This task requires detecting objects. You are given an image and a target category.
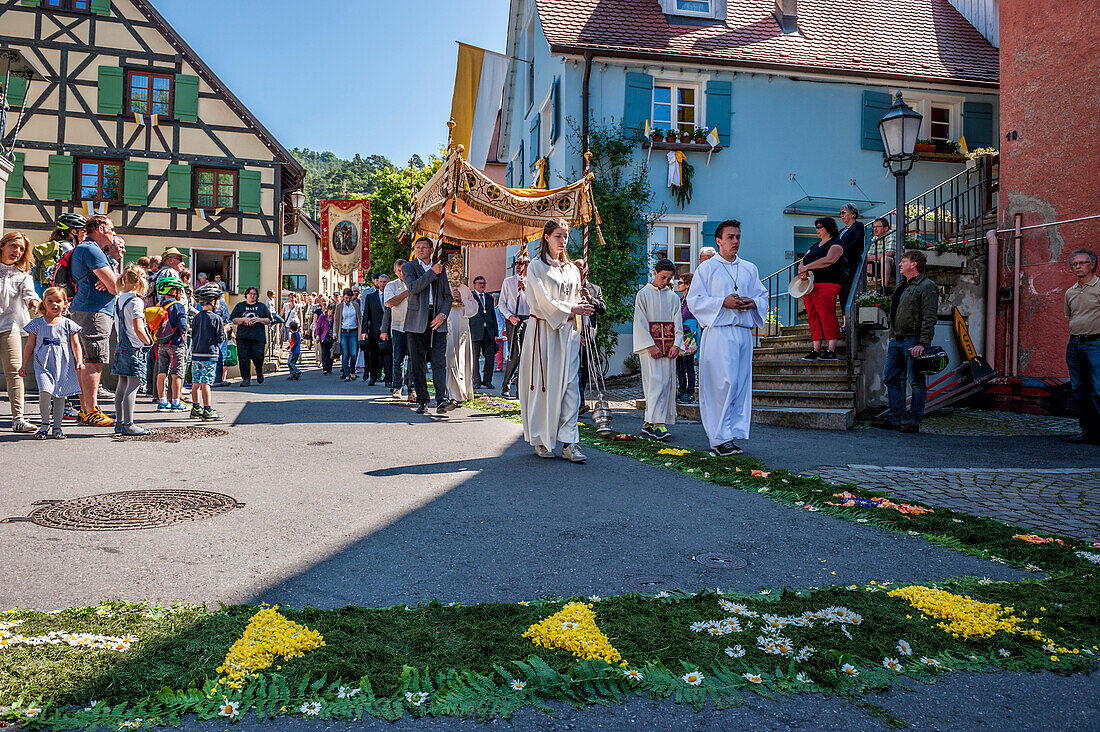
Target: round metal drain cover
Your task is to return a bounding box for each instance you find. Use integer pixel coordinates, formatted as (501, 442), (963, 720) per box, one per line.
(693, 552), (748, 570)
(0, 490), (245, 531)
(624, 575), (673, 591)
(112, 426), (228, 443)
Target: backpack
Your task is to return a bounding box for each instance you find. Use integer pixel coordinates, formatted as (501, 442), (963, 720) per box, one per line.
(51, 248), (77, 299)
(145, 300), (181, 343)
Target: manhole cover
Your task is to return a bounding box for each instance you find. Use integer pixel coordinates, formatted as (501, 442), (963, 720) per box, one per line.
(0, 490), (245, 531)
(307, 440), (333, 446)
(693, 552), (748, 570)
(624, 575), (673, 591)
(112, 426), (228, 443)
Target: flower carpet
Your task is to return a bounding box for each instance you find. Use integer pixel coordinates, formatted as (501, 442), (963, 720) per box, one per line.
(1, 395), (1098, 728)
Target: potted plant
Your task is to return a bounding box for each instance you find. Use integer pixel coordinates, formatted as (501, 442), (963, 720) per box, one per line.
(651, 128), (665, 142)
(854, 292), (890, 327)
(693, 127), (708, 144)
(915, 138), (936, 152)
(680, 129), (693, 144)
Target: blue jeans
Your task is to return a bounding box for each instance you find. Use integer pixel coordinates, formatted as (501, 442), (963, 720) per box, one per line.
(340, 329), (359, 378)
(884, 336), (927, 425)
(288, 351), (301, 376)
(1067, 339), (1100, 437)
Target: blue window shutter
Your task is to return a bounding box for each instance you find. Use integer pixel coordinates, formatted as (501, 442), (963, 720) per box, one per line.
(529, 115), (540, 162)
(551, 76), (560, 142)
(963, 101), (994, 148)
(505, 161), (513, 188)
(703, 221), (721, 245)
(623, 71), (654, 137)
(518, 141), (525, 187)
(861, 90), (892, 151)
(705, 79), (731, 146)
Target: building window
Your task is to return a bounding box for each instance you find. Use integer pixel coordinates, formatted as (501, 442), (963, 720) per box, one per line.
(194, 167), (237, 210)
(539, 93), (552, 156)
(44, 0), (89, 11)
(283, 274), (307, 291)
(653, 83), (698, 134)
(127, 70), (172, 117)
(282, 244), (307, 261)
(675, 0), (710, 12)
(78, 159), (121, 202)
(649, 222), (697, 274)
(929, 104), (951, 143)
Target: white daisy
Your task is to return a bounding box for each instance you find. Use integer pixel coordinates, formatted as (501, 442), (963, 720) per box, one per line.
(978, 578), (993, 585)
(795, 672), (813, 684)
(840, 625), (852, 639)
(896, 639), (912, 656)
(952, 518), (964, 523)
(561, 621), (579, 630)
(856, 518), (869, 523)
(655, 591), (670, 599)
(24, 708), (41, 718)
(218, 700), (239, 717)
(405, 691), (429, 707)
(883, 657), (902, 671)
(337, 686), (360, 698)
(794, 646), (815, 662)
(758, 487), (769, 493)
(84, 701), (99, 711)
(622, 668), (644, 681)
(509, 679), (526, 691)
(998, 649), (1010, 657)
(588, 595), (602, 602)
(725, 645), (745, 658)
(300, 701), (321, 715)
(920, 657), (941, 667)
(742, 672), (763, 684)
(841, 663), (859, 676)
(681, 671), (704, 686)
(759, 590), (771, 596)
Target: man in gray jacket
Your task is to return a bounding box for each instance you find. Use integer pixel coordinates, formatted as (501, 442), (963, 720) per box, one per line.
(401, 237), (456, 414)
(875, 249), (939, 433)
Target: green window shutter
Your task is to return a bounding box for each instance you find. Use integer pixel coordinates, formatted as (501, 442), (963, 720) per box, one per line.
(238, 169), (262, 213)
(90, 0), (111, 15)
(2, 76), (27, 107)
(122, 160), (148, 206)
(175, 247), (189, 261)
(623, 71), (654, 138)
(47, 154), (74, 200)
(121, 245), (147, 269)
(173, 74), (199, 122)
(861, 90), (892, 151)
(5, 152), (25, 198)
(705, 79), (732, 146)
(19, 0), (42, 6)
(550, 76), (560, 142)
(238, 251), (261, 291)
(529, 115), (540, 162)
(703, 221), (721, 245)
(97, 66), (124, 115)
(166, 164), (192, 208)
(963, 101), (995, 149)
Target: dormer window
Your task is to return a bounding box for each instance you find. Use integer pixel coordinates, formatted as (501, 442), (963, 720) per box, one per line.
(660, 0), (725, 21)
(676, 0), (710, 13)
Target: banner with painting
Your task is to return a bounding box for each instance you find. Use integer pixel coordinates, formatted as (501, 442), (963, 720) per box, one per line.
(319, 200), (370, 277)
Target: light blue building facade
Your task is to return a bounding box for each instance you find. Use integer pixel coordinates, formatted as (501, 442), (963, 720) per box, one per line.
(495, 0), (998, 367)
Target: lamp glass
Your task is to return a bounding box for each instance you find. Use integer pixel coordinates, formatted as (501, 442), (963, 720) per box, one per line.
(877, 91), (923, 160)
(290, 190), (306, 209)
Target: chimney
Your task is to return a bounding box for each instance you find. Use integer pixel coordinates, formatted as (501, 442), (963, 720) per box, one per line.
(774, 0), (799, 34)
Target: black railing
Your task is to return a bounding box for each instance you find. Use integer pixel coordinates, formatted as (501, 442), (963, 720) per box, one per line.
(895, 153), (998, 251)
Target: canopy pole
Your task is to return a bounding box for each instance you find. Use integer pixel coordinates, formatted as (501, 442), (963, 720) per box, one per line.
(435, 119), (456, 264)
(406, 158), (417, 260)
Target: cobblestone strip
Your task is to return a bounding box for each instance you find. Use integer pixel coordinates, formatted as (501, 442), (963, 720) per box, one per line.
(817, 466), (1100, 543)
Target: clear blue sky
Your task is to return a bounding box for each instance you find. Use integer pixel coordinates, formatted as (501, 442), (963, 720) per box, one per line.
(158, 0), (511, 164)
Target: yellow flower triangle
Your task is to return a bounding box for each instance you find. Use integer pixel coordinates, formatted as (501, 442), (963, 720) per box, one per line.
(522, 602), (624, 665)
(216, 606), (325, 684)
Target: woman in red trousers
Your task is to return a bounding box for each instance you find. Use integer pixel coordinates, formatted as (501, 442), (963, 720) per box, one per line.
(797, 217), (846, 361)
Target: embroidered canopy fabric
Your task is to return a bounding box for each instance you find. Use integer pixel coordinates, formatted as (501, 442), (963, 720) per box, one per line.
(410, 152), (594, 248)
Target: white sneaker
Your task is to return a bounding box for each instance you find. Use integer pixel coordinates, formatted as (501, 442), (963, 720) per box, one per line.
(11, 418), (36, 433)
(392, 388), (402, 399)
(534, 444), (555, 459)
(561, 443), (587, 463)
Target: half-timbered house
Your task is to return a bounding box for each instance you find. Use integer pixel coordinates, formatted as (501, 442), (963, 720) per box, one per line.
(0, 0), (304, 302)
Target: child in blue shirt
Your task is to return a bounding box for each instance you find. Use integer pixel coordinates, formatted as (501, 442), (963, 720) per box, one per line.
(286, 321), (302, 380)
(189, 284), (227, 420)
(154, 273), (190, 412)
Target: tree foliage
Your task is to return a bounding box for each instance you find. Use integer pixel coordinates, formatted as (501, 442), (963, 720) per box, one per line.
(566, 120), (662, 359)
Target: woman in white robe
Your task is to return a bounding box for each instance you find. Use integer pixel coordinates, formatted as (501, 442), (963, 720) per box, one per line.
(519, 219), (594, 462)
(446, 279), (478, 402)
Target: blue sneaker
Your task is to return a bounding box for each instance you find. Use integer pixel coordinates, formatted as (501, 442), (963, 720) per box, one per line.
(157, 401), (171, 412)
(169, 402), (187, 412)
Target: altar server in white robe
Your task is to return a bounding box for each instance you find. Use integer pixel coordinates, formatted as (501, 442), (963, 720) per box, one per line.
(519, 219), (595, 463)
(446, 265), (478, 403)
(633, 258), (684, 441)
(686, 219), (768, 456)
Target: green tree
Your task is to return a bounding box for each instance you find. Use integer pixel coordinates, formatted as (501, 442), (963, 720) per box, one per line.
(566, 120), (661, 361)
(364, 155), (443, 277)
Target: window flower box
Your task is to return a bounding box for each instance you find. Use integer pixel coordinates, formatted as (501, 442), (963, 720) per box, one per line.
(924, 251), (968, 268)
(858, 306), (887, 327)
(641, 140), (723, 153)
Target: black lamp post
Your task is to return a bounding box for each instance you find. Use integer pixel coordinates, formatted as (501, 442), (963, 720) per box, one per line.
(1, 47), (49, 158)
(878, 91), (923, 279)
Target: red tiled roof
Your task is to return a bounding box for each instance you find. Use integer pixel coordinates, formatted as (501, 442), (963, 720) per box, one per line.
(537, 0), (998, 85)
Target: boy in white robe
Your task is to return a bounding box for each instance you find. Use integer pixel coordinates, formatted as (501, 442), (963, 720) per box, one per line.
(633, 258), (684, 440)
(686, 219), (769, 456)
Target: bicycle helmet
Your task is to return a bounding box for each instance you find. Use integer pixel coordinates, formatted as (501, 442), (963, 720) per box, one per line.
(913, 345), (950, 375)
(194, 282), (223, 304)
(56, 212), (88, 232)
(156, 272), (185, 295)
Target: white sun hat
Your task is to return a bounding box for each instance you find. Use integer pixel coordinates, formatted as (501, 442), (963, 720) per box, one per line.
(787, 271), (814, 299)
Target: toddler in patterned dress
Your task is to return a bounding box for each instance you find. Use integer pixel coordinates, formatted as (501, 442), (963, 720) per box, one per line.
(19, 287), (85, 439)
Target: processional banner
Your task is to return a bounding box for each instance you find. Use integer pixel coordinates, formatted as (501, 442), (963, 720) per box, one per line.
(319, 200), (370, 276)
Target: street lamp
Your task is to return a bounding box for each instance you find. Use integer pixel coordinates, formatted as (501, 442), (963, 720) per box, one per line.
(0, 47), (48, 158)
(289, 189), (306, 211)
(878, 90), (923, 280)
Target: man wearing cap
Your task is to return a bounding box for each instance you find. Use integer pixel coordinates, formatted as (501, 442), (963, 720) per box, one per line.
(154, 248), (190, 307)
(69, 214), (121, 426)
